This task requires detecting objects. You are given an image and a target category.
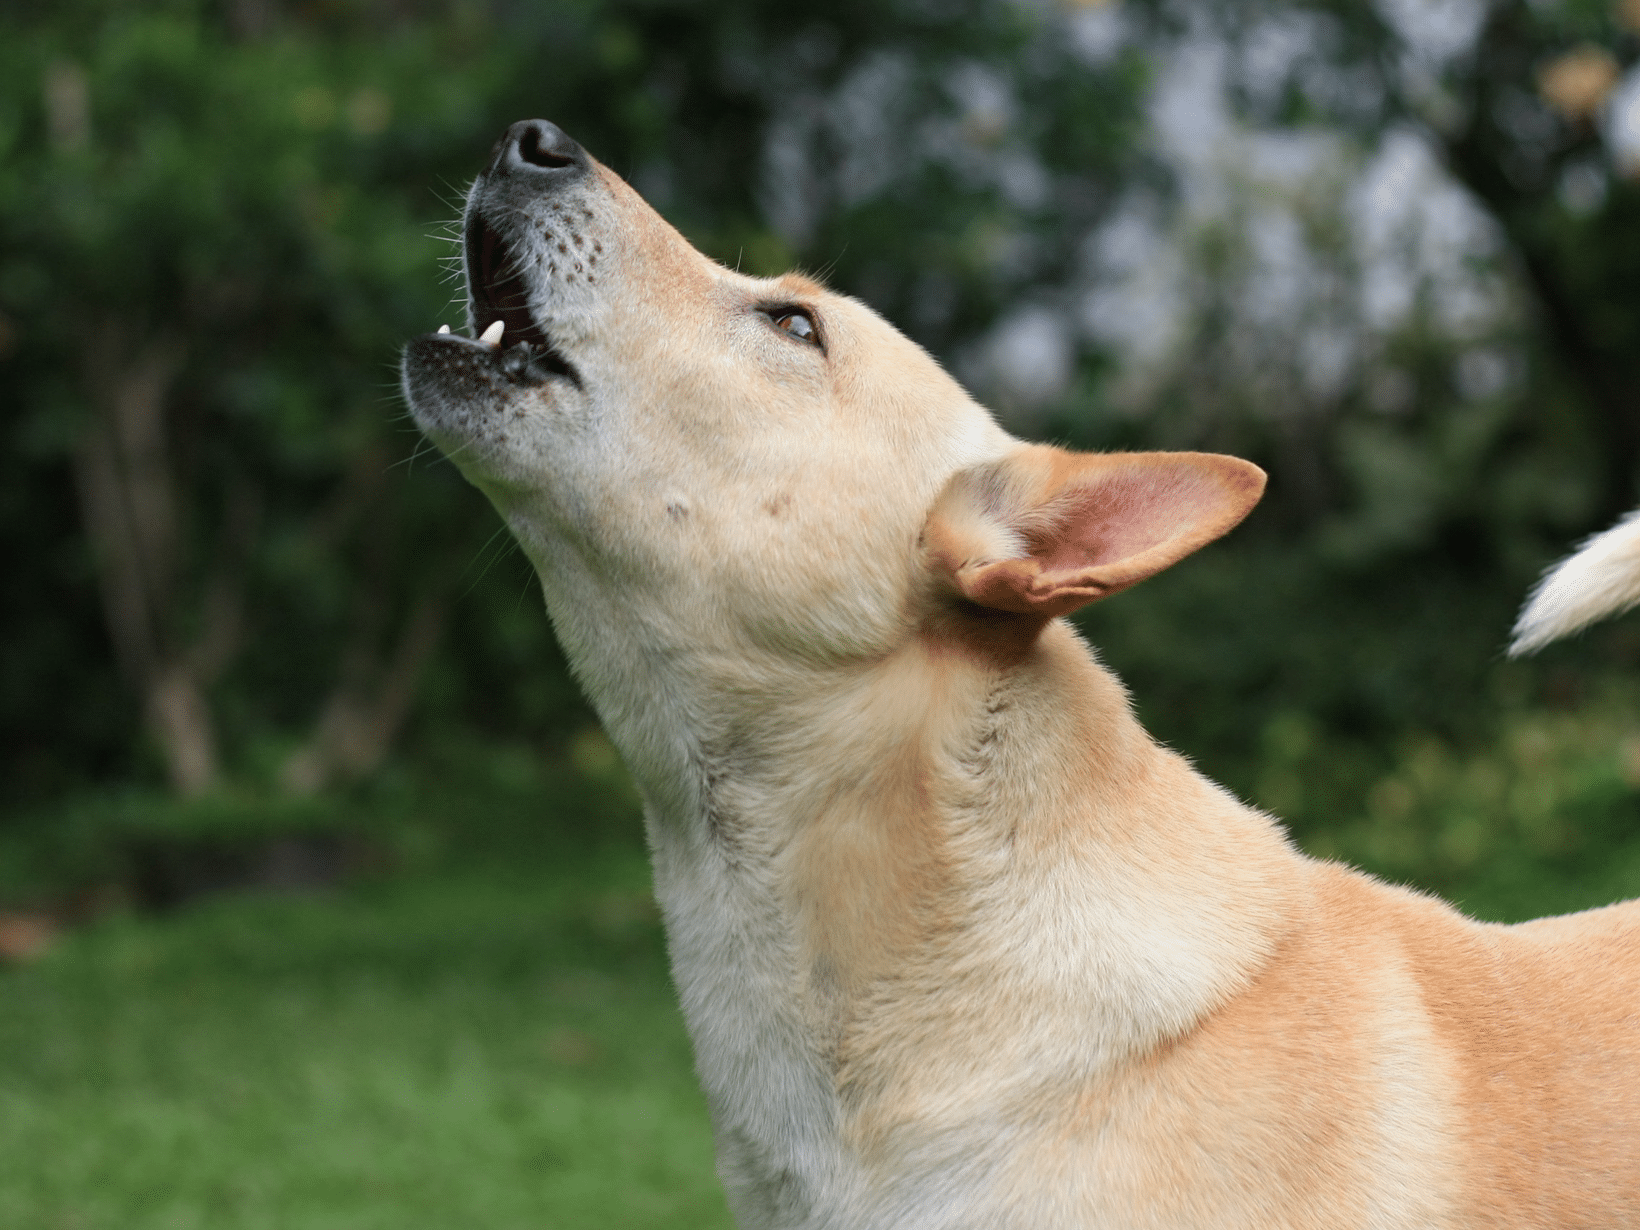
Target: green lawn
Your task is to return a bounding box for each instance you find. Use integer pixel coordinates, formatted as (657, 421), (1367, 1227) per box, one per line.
(0, 848), (730, 1230)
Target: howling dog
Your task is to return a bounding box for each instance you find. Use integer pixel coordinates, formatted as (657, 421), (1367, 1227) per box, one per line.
(403, 121), (1640, 1230)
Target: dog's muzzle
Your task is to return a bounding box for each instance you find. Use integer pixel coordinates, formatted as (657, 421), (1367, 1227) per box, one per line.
(405, 119), (593, 394)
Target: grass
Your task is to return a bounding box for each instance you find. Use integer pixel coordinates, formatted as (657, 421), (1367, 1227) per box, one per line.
(0, 767), (731, 1230)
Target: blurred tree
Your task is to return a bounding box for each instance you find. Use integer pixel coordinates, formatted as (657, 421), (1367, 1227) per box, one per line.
(1048, 0), (1640, 846)
(1, 2), (525, 798)
(1232, 0), (1640, 520)
(1435, 0), (1640, 520)
(1154, 0), (1640, 526)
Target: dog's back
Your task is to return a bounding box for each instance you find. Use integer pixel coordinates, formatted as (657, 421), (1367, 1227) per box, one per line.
(1512, 511), (1640, 654)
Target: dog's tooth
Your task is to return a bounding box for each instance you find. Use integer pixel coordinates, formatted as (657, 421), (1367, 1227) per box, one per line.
(480, 320), (505, 346)
(437, 324), (451, 334)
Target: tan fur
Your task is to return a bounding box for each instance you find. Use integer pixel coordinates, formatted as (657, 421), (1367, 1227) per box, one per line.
(403, 122), (1640, 1229)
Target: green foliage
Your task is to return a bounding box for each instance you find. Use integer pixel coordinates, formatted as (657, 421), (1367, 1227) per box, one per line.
(1313, 689), (1640, 921)
(1216, 0), (1640, 520)
(0, 0), (536, 797)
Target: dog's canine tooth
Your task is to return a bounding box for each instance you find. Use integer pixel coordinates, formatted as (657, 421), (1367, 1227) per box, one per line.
(438, 324), (451, 334)
(480, 320), (504, 346)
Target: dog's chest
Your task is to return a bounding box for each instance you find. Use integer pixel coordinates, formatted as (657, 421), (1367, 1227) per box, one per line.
(645, 809), (870, 1227)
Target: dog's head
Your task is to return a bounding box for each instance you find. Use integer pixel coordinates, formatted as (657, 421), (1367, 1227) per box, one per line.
(402, 121), (1263, 670)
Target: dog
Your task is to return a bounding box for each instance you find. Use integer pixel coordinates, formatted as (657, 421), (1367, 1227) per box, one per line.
(402, 121), (1640, 1229)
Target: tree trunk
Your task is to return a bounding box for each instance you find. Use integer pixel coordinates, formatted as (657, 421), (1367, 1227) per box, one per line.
(72, 324), (244, 795)
(280, 595), (444, 794)
(1435, 0), (1640, 520)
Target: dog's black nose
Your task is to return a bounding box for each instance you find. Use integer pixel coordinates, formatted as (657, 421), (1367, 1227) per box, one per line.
(485, 120), (589, 182)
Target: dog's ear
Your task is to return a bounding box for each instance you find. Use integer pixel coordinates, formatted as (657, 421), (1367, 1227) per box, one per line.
(925, 446), (1265, 620)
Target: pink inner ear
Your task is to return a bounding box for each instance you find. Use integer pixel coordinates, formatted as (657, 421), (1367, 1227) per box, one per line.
(1035, 463), (1227, 574)
(948, 452), (1264, 619)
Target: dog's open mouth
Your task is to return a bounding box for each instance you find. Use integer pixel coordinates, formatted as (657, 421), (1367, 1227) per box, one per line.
(461, 213), (579, 386)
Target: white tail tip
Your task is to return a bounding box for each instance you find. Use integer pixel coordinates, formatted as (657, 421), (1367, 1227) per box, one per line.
(1510, 509), (1640, 656)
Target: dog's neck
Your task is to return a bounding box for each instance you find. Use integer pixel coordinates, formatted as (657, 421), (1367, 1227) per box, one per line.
(563, 594), (1304, 1210)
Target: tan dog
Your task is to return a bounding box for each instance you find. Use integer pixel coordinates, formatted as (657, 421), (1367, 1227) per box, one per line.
(402, 121), (1640, 1229)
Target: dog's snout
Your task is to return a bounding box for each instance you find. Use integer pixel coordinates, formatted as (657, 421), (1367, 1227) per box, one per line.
(486, 119), (589, 183)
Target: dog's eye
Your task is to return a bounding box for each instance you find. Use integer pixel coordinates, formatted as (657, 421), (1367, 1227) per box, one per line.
(770, 309), (818, 345)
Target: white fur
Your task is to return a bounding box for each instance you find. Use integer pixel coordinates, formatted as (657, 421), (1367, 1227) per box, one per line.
(1511, 509), (1640, 654)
